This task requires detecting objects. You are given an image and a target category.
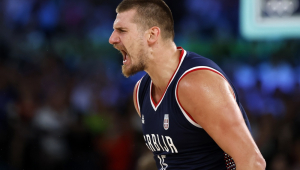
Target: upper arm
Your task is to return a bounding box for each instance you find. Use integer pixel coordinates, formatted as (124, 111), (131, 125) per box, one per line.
(177, 70), (263, 168)
(133, 80), (141, 117)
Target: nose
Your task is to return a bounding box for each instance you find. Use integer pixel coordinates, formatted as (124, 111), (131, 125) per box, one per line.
(109, 31), (120, 45)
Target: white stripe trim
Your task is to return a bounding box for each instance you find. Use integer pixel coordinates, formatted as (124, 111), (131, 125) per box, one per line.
(136, 79), (142, 113)
(175, 83), (202, 128)
(175, 66), (236, 128)
(150, 50), (187, 111)
(150, 82), (156, 110)
(181, 66), (236, 99)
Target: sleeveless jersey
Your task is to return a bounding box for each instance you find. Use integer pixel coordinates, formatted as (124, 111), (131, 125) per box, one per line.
(135, 47), (251, 170)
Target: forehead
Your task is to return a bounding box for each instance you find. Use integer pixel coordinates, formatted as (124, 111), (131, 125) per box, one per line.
(113, 9), (137, 28)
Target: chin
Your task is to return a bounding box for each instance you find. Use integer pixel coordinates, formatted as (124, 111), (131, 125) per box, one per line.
(122, 65), (133, 78)
(122, 65), (143, 78)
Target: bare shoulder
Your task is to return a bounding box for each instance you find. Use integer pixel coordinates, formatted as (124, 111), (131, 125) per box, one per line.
(177, 69), (238, 128)
(133, 80), (142, 117)
(177, 69), (233, 100)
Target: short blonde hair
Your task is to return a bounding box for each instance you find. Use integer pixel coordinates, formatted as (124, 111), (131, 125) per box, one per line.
(116, 0), (175, 41)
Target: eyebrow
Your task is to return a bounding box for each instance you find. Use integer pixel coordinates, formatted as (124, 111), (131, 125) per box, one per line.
(114, 27), (127, 31)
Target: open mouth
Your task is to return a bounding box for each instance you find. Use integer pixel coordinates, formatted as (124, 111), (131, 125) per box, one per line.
(121, 50), (128, 63)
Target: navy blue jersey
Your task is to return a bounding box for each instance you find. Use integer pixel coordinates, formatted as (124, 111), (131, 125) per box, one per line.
(135, 47), (251, 170)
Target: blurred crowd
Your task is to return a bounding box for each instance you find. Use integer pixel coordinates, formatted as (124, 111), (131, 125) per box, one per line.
(0, 0), (299, 170)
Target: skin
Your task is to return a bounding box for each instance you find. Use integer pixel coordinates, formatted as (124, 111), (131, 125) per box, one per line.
(109, 9), (266, 170)
(109, 10), (148, 78)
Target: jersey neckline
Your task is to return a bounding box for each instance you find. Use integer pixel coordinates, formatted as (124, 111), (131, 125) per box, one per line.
(150, 47), (187, 111)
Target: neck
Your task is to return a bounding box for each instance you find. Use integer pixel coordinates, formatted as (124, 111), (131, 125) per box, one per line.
(144, 41), (181, 94)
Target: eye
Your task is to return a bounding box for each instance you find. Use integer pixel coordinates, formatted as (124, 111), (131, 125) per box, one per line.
(114, 28), (127, 33)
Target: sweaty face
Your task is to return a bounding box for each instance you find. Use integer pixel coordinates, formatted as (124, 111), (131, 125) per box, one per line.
(109, 10), (148, 78)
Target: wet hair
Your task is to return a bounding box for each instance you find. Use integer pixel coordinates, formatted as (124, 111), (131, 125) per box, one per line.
(116, 0), (174, 40)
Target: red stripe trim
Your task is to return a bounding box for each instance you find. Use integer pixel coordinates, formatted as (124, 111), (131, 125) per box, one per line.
(150, 47), (185, 107)
(135, 80), (141, 112)
(176, 68), (234, 125)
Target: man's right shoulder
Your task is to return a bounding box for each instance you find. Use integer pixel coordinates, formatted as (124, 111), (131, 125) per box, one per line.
(133, 74), (148, 117)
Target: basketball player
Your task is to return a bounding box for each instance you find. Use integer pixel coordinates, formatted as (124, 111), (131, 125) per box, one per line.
(109, 0), (266, 169)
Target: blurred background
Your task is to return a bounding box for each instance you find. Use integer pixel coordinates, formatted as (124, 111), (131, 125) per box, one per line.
(0, 0), (299, 169)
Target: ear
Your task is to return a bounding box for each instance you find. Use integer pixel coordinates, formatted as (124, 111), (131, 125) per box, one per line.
(147, 26), (160, 45)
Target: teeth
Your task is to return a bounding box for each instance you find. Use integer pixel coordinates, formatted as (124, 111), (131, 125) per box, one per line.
(122, 53), (128, 64)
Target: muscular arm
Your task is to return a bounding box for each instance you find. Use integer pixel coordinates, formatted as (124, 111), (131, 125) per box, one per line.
(177, 70), (266, 170)
(133, 80), (141, 117)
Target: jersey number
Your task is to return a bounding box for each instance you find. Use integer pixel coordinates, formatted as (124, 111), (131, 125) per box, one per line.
(157, 155), (168, 170)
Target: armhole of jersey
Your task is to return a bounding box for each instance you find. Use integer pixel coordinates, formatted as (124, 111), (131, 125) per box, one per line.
(175, 66), (236, 128)
(135, 79), (142, 115)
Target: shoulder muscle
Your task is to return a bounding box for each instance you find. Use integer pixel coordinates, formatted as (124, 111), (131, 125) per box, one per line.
(133, 80), (141, 117)
(177, 69), (261, 167)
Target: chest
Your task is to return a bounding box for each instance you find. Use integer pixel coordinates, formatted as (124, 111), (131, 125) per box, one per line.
(141, 96), (174, 136)
(140, 81), (186, 137)
(140, 98), (180, 154)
